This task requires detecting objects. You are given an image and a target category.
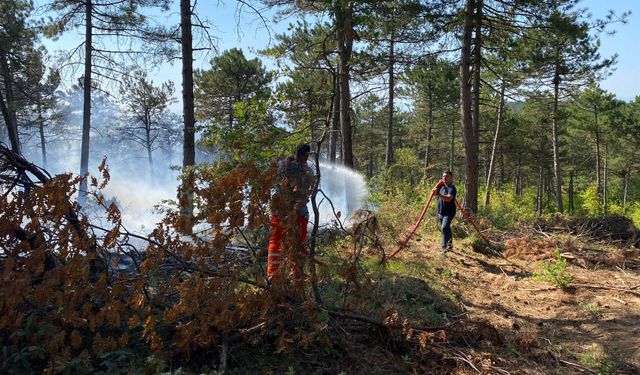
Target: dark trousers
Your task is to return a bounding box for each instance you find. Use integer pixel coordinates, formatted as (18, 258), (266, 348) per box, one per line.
(438, 214), (454, 251)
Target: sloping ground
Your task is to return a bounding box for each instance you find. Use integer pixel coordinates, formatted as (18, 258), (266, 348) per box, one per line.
(221, 218), (640, 375)
(231, 228), (638, 374)
(394, 230), (640, 374)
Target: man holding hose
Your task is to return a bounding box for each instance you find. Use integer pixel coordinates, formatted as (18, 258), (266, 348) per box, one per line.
(432, 170), (456, 255)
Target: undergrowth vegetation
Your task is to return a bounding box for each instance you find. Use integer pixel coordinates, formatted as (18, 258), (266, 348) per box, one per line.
(2, 153), (639, 374)
(1, 163), (459, 374)
(532, 251), (573, 288)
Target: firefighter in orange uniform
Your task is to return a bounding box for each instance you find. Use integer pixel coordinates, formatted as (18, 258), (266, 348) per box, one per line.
(267, 143), (315, 279)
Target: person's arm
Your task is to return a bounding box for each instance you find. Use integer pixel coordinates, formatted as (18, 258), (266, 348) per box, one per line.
(438, 186), (454, 202)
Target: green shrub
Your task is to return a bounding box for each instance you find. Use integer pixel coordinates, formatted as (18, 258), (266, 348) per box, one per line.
(533, 251), (573, 288)
(579, 184), (603, 217)
(480, 185), (537, 229)
(628, 202), (640, 229)
(579, 302), (602, 319)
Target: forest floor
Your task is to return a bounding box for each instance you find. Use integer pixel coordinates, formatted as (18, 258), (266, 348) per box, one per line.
(399, 232), (640, 374)
(241, 219), (640, 375)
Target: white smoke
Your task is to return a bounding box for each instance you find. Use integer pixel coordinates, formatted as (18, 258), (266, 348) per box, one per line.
(19, 87), (369, 234)
(312, 162), (369, 226)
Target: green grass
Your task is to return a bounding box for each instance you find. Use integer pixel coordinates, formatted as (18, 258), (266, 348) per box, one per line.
(533, 251), (573, 288)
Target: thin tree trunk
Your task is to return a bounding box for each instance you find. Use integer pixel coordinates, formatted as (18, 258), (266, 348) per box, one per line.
(622, 162), (631, 211)
(536, 164), (543, 215)
(424, 84), (433, 178)
(38, 101), (47, 168)
(568, 170), (574, 214)
(385, 32), (395, 168)
(308, 90), (317, 153)
(603, 142), (608, 214)
(335, 1), (354, 167)
(498, 151), (504, 189)
(145, 112), (154, 182)
(449, 116), (455, 171)
(329, 74), (340, 162)
(368, 113), (374, 179)
(551, 63), (564, 213)
(181, 0), (195, 231)
(483, 82), (505, 209)
(546, 167), (552, 209)
(0, 47), (20, 154)
(594, 106), (601, 199)
(514, 157), (521, 197)
(78, 0), (93, 205)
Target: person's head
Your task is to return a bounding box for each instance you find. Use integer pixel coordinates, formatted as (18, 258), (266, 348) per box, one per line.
(442, 170), (453, 185)
(295, 143), (311, 164)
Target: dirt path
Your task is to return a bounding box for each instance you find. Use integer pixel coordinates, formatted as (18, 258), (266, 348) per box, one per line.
(430, 238), (640, 374)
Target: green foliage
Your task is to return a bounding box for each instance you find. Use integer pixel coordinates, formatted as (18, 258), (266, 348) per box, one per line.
(624, 201), (640, 228)
(580, 183), (604, 217)
(195, 48), (273, 127)
(198, 96), (289, 166)
(533, 251), (573, 288)
(579, 302), (602, 319)
(577, 343), (618, 375)
(481, 185), (538, 229)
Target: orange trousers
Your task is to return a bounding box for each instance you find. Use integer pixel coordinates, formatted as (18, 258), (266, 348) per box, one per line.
(267, 215), (308, 277)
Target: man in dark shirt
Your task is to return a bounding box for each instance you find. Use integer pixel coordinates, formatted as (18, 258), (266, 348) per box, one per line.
(433, 170), (456, 255)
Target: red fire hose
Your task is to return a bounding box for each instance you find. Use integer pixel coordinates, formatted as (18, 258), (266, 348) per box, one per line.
(387, 180), (488, 260)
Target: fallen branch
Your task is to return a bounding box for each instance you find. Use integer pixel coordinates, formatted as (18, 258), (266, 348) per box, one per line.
(446, 349), (481, 373)
(572, 283), (640, 297)
(558, 359), (597, 374)
(611, 297), (627, 305)
(519, 287), (557, 292)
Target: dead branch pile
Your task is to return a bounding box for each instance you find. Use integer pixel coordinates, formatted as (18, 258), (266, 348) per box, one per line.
(504, 236), (557, 261)
(533, 215), (640, 247)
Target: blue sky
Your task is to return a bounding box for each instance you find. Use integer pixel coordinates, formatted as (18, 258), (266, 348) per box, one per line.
(581, 0), (640, 101)
(36, 0), (639, 102)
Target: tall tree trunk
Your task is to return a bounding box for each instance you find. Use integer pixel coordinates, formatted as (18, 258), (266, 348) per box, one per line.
(181, 0), (195, 231)
(385, 32), (395, 168)
(308, 89), (317, 153)
(449, 116), (455, 171)
(423, 84), (433, 178)
(546, 167), (552, 209)
(551, 63), (563, 213)
(0, 47), (20, 154)
(498, 151), (504, 189)
(603, 142), (608, 214)
(460, 0), (480, 213)
(145, 112), (154, 181)
(329, 74), (340, 162)
(228, 100), (234, 128)
(483, 82), (505, 209)
(536, 164), (543, 215)
(568, 170), (574, 214)
(335, 1), (354, 167)
(368, 118), (374, 179)
(514, 157), (521, 197)
(594, 106), (601, 199)
(181, 0), (195, 168)
(622, 162), (631, 211)
(78, 0), (93, 205)
(37, 101), (47, 168)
